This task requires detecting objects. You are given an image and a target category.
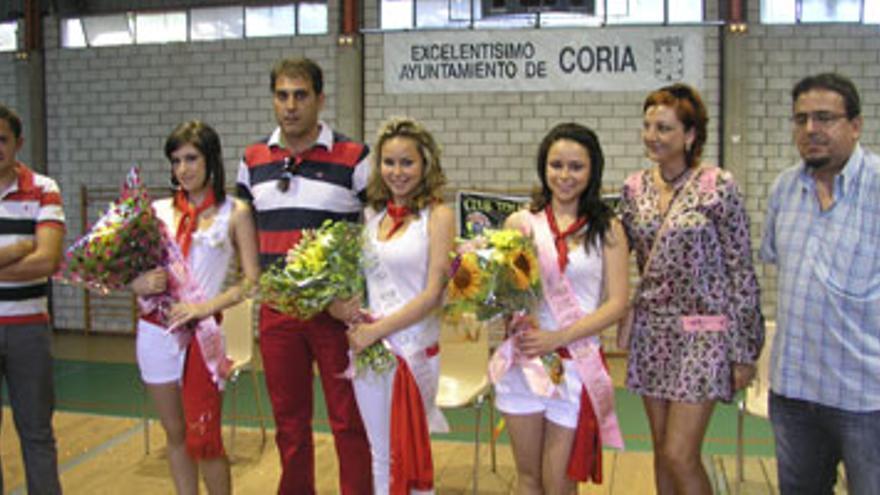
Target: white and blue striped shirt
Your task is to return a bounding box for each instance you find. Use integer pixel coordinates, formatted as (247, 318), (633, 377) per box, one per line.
(761, 144), (880, 412)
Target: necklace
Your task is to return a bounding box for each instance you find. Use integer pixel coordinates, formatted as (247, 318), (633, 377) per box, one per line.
(659, 166), (690, 185)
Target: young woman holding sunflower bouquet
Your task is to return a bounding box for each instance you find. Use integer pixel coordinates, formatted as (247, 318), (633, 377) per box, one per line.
(344, 117), (454, 494)
(494, 122), (630, 494)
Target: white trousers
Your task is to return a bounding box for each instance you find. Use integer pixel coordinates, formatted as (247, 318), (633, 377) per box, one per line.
(352, 363), (435, 495)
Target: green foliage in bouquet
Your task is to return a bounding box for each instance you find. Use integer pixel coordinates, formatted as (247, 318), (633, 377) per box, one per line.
(259, 220), (364, 320)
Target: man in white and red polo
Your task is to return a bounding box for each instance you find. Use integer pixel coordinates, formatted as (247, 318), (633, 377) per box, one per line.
(0, 104), (65, 494)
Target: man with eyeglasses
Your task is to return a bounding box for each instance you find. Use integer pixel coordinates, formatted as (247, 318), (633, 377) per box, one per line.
(236, 58), (372, 495)
(760, 72), (880, 495)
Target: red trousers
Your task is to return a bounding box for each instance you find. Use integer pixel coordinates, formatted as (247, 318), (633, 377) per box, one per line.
(259, 305), (373, 495)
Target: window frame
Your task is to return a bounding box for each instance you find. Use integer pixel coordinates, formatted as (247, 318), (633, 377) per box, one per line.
(376, 0), (710, 31)
(59, 1), (327, 49)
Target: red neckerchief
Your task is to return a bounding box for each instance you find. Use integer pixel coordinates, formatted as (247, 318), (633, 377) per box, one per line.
(385, 200), (412, 238)
(173, 189), (216, 259)
(545, 205), (587, 273)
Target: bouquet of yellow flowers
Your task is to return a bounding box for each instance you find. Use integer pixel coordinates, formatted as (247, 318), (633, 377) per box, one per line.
(260, 220), (395, 375)
(445, 228), (541, 322)
(258, 220), (364, 320)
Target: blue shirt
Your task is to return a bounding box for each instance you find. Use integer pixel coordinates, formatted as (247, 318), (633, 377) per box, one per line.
(761, 144), (880, 411)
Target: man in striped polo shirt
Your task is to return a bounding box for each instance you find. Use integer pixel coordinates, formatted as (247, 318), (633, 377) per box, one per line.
(236, 58), (372, 495)
(0, 104), (64, 494)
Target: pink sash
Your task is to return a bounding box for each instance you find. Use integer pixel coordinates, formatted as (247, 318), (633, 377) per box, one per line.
(138, 234), (231, 388)
(532, 213), (624, 450)
(488, 311), (560, 398)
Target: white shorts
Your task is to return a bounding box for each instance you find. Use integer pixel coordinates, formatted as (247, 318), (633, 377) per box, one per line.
(493, 359), (583, 429)
(136, 319), (186, 385)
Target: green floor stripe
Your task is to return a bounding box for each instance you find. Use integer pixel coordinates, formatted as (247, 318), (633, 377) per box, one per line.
(43, 359), (774, 456)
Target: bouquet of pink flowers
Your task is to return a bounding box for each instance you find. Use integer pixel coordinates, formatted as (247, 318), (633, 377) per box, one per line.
(58, 167), (231, 384)
(60, 167), (166, 293)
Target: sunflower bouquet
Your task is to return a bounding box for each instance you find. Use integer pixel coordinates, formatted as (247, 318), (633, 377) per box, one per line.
(445, 228), (541, 322)
(447, 228), (566, 386)
(258, 220), (365, 320)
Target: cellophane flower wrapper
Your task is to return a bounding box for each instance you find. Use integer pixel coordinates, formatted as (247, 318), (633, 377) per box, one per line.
(58, 167), (166, 294)
(58, 167), (231, 384)
(258, 220), (365, 321)
(445, 228), (542, 322)
(446, 228), (563, 385)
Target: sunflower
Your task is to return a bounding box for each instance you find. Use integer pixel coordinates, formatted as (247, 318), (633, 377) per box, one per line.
(508, 248), (539, 291)
(447, 253), (484, 300)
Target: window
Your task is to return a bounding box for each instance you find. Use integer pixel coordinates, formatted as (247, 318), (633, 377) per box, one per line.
(82, 14), (134, 47)
(60, 2), (328, 48)
(379, 0), (703, 29)
(61, 18), (87, 48)
(298, 3), (328, 34)
(0, 21), (17, 52)
(246, 5), (297, 37)
(136, 12), (187, 44)
(191, 6), (244, 41)
(761, 0), (876, 23)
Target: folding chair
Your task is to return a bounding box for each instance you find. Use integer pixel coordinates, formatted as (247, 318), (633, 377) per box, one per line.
(736, 320), (776, 491)
(222, 298), (267, 453)
(436, 314), (496, 495)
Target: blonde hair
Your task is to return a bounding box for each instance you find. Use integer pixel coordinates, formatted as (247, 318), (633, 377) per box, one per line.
(366, 117), (446, 211)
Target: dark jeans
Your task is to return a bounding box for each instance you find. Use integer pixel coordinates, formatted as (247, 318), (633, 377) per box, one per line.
(770, 391), (880, 495)
(0, 322), (62, 495)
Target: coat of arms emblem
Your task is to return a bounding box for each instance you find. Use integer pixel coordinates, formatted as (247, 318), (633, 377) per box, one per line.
(653, 36), (685, 82)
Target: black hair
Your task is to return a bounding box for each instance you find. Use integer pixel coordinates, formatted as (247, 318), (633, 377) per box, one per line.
(164, 120), (226, 204)
(791, 72), (861, 119)
(530, 122), (612, 253)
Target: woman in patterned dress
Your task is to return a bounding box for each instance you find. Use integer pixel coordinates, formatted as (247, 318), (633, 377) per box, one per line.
(131, 121), (260, 495)
(617, 84), (764, 495)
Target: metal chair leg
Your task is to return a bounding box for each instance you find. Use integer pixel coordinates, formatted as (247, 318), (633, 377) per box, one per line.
(472, 394), (485, 495)
(736, 400), (745, 493)
(249, 367), (267, 449)
(488, 391), (497, 473)
(230, 374), (239, 454)
(141, 380), (150, 455)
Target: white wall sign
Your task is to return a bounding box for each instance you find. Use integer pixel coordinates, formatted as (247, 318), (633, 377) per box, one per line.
(384, 27), (704, 93)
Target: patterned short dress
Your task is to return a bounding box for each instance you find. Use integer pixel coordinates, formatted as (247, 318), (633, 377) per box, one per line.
(618, 166), (764, 402)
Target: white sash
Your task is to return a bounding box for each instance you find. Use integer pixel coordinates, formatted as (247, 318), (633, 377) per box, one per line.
(362, 220), (450, 433)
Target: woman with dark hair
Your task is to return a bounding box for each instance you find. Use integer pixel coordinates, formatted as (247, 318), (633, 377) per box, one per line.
(131, 120), (260, 495)
(346, 117), (454, 494)
(494, 122), (629, 494)
(618, 84), (764, 495)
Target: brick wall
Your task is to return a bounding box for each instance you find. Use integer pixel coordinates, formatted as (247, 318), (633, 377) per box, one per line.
(0, 54), (21, 161)
(41, 10), (342, 332)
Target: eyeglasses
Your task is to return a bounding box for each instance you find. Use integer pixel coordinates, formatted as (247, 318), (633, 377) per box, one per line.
(790, 111), (848, 128)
